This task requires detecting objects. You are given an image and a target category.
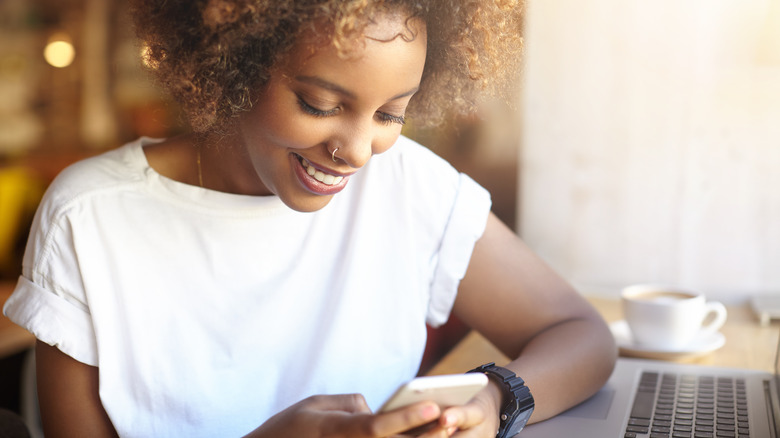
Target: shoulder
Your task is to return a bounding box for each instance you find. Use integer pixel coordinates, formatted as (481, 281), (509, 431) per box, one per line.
(372, 135), (460, 187)
(54, 139), (148, 191)
(34, 138), (153, 229)
(353, 134), (491, 229)
(382, 135), (451, 164)
(22, 138), (159, 282)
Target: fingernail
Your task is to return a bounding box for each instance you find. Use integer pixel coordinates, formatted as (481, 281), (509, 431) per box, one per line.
(443, 413), (457, 427)
(421, 404), (438, 420)
(447, 426), (458, 436)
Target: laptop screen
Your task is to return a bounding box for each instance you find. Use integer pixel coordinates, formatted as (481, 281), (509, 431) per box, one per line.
(776, 333), (780, 381)
(773, 335), (780, 431)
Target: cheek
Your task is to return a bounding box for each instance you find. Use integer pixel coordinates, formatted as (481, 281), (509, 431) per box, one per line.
(374, 129), (403, 155)
(245, 108), (323, 151)
(242, 83), (323, 151)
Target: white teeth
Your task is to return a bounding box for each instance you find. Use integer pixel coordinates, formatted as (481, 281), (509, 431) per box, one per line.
(300, 157), (344, 186)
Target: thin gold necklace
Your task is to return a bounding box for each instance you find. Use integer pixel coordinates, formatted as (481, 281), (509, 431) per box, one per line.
(196, 147), (204, 188)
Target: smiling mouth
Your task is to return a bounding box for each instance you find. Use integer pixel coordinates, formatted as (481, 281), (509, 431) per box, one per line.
(296, 154), (345, 186)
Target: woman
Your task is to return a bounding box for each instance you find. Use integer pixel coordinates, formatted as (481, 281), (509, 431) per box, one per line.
(4, 0), (616, 436)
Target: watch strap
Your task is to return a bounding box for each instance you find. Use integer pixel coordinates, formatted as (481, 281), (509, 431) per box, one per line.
(468, 362), (535, 438)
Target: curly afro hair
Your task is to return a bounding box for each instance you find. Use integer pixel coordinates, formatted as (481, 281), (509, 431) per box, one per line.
(129, 0), (524, 133)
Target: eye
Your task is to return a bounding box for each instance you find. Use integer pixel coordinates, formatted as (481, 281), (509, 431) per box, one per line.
(297, 95), (339, 118)
(376, 111), (406, 126)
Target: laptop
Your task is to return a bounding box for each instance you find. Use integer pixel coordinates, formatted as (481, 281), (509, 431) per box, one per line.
(521, 337), (779, 437)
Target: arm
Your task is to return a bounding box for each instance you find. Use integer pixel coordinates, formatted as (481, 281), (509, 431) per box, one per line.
(450, 213), (617, 425)
(35, 340), (118, 438)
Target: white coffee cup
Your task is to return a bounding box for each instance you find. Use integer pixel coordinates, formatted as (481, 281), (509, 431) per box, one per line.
(621, 284), (728, 350)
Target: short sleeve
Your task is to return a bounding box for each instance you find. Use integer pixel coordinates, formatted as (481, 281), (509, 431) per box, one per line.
(2, 169), (100, 367)
(4, 276), (98, 366)
(426, 173), (491, 327)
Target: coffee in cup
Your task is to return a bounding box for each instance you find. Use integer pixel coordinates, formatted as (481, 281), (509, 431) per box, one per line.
(621, 284), (727, 350)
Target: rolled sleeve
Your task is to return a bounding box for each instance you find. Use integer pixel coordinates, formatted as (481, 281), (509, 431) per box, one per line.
(3, 276), (98, 366)
(426, 173), (491, 327)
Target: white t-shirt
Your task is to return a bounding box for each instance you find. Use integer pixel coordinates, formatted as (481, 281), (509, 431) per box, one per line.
(4, 136), (491, 437)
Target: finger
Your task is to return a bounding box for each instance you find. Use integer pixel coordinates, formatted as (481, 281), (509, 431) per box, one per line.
(305, 393), (372, 414)
(417, 423), (452, 438)
(358, 401), (441, 437)
(439, 403), (486, 430)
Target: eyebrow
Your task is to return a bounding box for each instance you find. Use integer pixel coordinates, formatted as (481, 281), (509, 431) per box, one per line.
(294, 75), (419, 101)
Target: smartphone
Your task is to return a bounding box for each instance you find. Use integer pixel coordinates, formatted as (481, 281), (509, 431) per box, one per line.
(378, 373), (488, 412)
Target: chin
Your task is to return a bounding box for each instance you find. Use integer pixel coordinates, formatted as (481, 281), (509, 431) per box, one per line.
(279, 193), (334, 213)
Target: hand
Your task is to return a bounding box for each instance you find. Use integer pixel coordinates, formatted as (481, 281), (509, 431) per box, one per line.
(432, 382), (502, 437)
(246, 393), (450, 438)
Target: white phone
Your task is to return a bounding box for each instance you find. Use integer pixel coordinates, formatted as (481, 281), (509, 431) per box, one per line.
(378, 373), (489, 412)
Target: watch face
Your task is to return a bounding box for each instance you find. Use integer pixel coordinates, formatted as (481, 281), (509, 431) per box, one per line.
(506, 408), (533, 437)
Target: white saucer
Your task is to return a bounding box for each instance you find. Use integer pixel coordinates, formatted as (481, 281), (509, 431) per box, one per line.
(609, 320), (726, 360)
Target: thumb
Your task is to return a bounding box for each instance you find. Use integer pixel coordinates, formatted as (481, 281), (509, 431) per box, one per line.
(305, 393), (373, 414)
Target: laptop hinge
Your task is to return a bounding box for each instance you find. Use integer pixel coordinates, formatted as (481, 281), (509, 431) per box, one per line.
(765, 379), (780, 438)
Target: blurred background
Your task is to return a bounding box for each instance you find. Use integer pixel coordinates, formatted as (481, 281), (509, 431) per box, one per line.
(520, 0), (780, 301)
(0, 0), (188, 280)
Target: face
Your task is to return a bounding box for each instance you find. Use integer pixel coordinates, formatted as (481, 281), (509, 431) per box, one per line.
(236, 13), (427, 212)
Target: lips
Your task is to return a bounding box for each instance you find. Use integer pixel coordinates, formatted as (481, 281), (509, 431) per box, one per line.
(292, 153), (350, 195)
(301, 158), (344, 186)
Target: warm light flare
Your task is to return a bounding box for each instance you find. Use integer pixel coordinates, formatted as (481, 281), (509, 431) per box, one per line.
(44, 37), (75, 68)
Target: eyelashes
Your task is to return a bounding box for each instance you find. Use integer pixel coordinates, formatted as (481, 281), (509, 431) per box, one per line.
(379, 112), (406, 126)
(296, 96), (338, 118)
(296, 95), (405, 126)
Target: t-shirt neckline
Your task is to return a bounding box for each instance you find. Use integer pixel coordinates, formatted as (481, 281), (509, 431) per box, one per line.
(130, 137), (288, 213)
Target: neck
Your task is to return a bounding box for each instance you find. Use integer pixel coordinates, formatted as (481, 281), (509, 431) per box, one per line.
(192, 132), (269, 196)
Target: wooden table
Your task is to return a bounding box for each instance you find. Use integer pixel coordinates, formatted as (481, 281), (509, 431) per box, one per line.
(429, 296), (780, 376)
(0, 281), (36, 359)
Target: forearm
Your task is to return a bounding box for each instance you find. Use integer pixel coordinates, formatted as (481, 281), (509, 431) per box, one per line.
(36, 341), (119, 438)
(504, 314), (617, 423)
(453, 213), (618, 425)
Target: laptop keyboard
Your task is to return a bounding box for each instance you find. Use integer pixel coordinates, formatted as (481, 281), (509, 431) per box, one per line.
(624, 372), (751, 438)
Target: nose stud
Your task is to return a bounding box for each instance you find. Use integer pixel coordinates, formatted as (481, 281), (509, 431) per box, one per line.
(331, 148), (339, 163)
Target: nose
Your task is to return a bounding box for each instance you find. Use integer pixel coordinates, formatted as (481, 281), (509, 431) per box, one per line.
(331, 119), (375, 169)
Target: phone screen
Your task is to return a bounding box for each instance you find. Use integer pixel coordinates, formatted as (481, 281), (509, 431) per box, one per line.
(379, 373), (488, 412)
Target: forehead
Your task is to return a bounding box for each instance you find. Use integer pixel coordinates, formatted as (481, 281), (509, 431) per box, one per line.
(269, 11), (427, 100)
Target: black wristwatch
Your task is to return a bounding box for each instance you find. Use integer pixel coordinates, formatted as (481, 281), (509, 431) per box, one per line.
(468, 362), (535, 438)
